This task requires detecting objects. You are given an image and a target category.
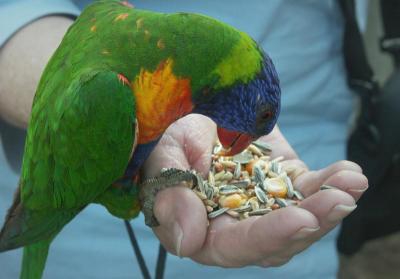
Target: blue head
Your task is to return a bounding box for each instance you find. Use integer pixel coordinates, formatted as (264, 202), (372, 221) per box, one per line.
(194, 52), (281, 155)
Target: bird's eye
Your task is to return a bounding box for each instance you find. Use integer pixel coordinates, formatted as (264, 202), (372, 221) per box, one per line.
(262, 110), (273, 120)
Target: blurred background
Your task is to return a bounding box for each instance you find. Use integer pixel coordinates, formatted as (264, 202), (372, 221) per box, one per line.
(338, 0), (399, 278)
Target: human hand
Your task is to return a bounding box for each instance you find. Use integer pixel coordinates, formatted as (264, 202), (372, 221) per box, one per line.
(143, 114), (368, 267)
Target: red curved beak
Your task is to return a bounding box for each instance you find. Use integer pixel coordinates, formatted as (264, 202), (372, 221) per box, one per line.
(217, 127), (254, 156)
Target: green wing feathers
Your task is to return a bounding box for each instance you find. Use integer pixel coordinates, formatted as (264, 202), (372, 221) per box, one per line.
(0, 71), (136, 251)
(21, 70), (135, 210)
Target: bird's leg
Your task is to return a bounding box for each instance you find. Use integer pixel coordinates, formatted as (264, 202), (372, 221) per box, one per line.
(94, 176), (141, 220)
(139, 168), (201, 227)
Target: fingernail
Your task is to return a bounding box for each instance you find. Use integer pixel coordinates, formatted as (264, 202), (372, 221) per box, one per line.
(327, 204), (357, 223)
(291, 226), (320, 240)
(173, 223), (184, 258)
(349, 185), (368, 193)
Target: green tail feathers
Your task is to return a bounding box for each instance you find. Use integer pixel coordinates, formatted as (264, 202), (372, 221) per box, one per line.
(0, 190), (78, 252)
(20, 239), (52, 279)
(0, 202), (79, 278)
(0, 188), (81, 278)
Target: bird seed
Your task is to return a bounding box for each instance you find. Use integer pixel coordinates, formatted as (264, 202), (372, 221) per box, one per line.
(190, 140), (308, 221)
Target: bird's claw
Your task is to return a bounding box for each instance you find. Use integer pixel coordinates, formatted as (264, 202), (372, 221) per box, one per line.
(139, 168), (199, 227)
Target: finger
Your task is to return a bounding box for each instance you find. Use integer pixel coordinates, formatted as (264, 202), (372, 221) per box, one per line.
(143, 132), (189, 178)
(322, 170), (368, 201)
(143, 114), (216, 178)
(299, 189), (356, 232)
(191, 206), (319, 267)
(152, 187), (208, 257)
(245, 162), (366, 265)
(294, 160), (364, 197)
(261, 189), (357, 263)
(176, 114), (216, 175)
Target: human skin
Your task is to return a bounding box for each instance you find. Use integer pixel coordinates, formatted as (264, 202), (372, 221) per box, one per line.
(143, 114), (368, 267)
(0, 16), (368, 268)
(0, 16), (74, 128)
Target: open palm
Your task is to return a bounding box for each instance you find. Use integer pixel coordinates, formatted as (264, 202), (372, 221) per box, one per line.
(143, 114), (368, 267)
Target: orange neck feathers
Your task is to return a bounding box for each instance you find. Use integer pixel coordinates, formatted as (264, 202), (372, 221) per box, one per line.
(132, 58), (194, 144)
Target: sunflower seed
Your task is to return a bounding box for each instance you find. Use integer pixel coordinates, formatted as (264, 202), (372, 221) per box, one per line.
(261, 179), (269, 191)
(230, 179), (250, 188)
(208, 207), (229, 219)
(233, 204), (252, 213)
(233, 151), (254, 164)
(249, 208), (272, 216)
(196, 174), (206, 193)
(252, 140), (272, 154)
(285, 199), (298, 206)
(206, 184), (214, 200)
(255, 186), (267, 203)
(275, 198), (288, 207)
(253, 164), (266, 184)
(293, 190), (305, 200)
(283, 175), (294, 198)
(234, 162), (241, 179)
(219, 185), (241, 195)
(271, 161), (282, 174)
(320, 184), (338, 190)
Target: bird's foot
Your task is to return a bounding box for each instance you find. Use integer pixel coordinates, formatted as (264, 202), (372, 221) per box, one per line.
(139, 168), (202, 227)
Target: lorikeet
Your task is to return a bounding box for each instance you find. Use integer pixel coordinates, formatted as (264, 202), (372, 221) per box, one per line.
(0, 0), (281, 278)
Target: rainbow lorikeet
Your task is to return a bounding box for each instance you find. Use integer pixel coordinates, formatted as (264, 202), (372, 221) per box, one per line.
(0, 0), (280, 278)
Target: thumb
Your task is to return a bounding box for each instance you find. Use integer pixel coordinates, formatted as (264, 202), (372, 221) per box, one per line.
(152, 186), (208, 257)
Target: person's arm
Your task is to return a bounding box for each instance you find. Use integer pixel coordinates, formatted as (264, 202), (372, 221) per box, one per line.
(0, 0), (78, 128)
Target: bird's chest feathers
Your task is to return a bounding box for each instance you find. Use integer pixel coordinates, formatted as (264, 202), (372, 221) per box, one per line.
(132, 58), (194, 144)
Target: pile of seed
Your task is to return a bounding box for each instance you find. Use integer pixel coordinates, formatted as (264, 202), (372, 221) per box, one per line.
(192, 140), (305, 220)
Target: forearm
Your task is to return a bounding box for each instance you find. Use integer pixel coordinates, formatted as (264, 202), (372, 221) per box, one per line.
(0, 16), (74, 128)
